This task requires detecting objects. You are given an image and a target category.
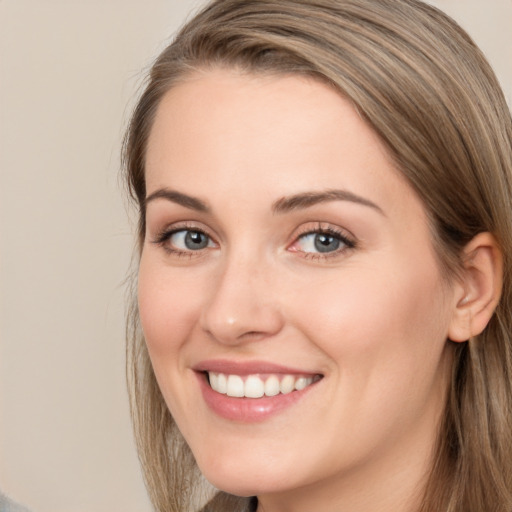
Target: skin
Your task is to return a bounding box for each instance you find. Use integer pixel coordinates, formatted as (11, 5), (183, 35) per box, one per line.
(138, 69), (462, 512)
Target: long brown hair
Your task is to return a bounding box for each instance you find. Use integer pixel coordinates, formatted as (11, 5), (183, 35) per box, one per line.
(123, 1), (512, 510)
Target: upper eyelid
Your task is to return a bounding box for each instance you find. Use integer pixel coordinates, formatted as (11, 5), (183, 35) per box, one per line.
(294, 231), (354, 248)
(298, 229), (351, 241)
(292, 222), (356, 242)
(150, 221), (215, 240)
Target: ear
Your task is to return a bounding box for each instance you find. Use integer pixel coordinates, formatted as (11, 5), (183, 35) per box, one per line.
(448, 232), (503, 342)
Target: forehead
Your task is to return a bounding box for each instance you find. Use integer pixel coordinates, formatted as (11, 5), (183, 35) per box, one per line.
(150, 70), (387, 166)
(145, 68), (415, 218)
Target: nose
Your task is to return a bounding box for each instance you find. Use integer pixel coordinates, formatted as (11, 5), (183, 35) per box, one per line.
(199, 253), (284, 345)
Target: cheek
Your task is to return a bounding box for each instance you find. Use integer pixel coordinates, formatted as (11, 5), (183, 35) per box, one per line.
(288, 257), (450, 375)
(282, 258), (452, 459)
(137, 255), (200, 361)
(137, 255), (205, 423)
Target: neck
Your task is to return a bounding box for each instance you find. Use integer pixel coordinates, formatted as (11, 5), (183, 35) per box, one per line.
(256, 445), (432, 512)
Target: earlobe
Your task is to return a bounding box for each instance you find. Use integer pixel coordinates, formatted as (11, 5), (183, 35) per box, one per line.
(448, 232), (503, 342)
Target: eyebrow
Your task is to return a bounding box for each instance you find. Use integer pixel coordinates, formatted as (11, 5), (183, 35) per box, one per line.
(272, 189), (385, 215)
(144, 187), (384, 216)
(145, 188), (209, 212)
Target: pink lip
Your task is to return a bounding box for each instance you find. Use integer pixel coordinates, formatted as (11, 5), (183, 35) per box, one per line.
(193, 359), (322, 423)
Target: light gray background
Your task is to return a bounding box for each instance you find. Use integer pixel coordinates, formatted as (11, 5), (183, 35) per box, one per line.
(0, 1), (510, 511)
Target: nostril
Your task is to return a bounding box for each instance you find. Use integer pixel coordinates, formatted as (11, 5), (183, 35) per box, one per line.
(239, 330), (269, 341)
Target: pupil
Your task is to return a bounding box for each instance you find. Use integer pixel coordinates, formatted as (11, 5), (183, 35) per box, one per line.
(314, 234), (340, 253)
(185, 231), (208, 250)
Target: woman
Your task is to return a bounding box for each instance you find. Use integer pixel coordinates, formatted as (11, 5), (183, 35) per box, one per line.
(123, 0), (512, 511)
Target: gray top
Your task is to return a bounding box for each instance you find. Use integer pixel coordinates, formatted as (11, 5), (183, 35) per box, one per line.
(0, 491), (31, 512)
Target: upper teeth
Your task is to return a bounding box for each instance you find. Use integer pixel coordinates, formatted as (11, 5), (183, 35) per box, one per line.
(208, 372), (316, 398)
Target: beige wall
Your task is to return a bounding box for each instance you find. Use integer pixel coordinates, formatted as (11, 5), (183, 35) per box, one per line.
(0, 1), (510, 511)
(427, 0), (511, 106)
(0, 2), (201, 511)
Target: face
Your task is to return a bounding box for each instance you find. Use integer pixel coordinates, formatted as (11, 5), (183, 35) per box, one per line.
(139, 69), (457, 508)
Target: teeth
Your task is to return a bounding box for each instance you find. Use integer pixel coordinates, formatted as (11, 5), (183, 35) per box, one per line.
(295, 377), (309, 391)
(226, 375), (244, 397)
(264, 375), (280, 397)
(280, 375), (295, 394)
(209, 372), (218, 390)
(208, 372), (316, 398)
(217, 373), (227, 394)
(245, 375), (265, 398)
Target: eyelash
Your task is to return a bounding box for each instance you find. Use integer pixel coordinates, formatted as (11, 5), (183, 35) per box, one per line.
(150, 223), (356, 259)
(151, 223), (216, 258)
(289, 224), (356, 260)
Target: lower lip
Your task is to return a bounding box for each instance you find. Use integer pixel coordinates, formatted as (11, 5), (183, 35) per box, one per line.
(196, 372), (318, 423)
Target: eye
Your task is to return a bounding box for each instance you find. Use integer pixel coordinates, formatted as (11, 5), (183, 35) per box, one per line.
(152, 227), (216, 255)
(288, 226), (355, 257)
(169, 229), (213, 251)
(297, 232), (342, 253)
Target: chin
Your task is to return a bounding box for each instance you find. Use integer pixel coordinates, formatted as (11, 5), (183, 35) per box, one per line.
(196, 450), (298, 498)
(204, 474), (283, 498)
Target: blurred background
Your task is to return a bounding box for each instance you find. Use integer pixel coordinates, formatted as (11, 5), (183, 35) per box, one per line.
(0, 1), (510, 511)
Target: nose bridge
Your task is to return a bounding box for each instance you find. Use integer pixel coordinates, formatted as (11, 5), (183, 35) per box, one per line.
(200, 246), (283, 344)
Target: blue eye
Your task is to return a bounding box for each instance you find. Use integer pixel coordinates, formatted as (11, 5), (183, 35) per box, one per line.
(291, 228), (355, 256)
(296, 232), (342, 253)
(168, 229), (213, 251)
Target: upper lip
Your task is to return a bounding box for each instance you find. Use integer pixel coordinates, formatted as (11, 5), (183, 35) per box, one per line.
(193, 359), (322, 376)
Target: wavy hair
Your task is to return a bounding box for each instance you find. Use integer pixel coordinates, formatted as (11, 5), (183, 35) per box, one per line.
(123, 1), (512, 510)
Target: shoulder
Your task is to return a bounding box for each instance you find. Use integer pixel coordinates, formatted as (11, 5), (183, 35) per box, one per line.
(0, 491), (31, 512)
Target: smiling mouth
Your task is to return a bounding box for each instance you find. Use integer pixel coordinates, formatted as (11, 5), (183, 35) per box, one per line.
(206, 372), (323, 398)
